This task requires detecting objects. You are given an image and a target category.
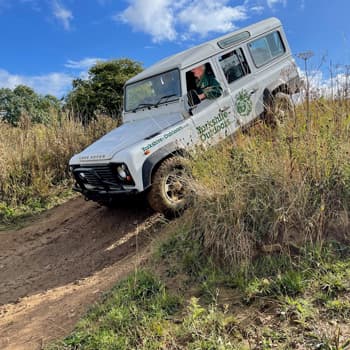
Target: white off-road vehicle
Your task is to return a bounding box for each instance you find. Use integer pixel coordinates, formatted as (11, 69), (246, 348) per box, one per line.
(69, 17), (300, 215)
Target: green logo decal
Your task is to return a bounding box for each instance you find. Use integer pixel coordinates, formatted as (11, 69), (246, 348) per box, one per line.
(142, 124), (188, 152)
(196, 111), (231, 142)
(235, 90), (252, 117)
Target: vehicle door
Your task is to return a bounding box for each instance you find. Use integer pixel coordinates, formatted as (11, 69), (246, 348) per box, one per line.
(217, 46), (261, 127)
(184, 60), (235, 145)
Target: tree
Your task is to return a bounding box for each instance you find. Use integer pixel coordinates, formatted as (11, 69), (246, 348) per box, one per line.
(66, 58), (143, 124)
(0, 85), (61, 126)
(0, 88), (17, 123)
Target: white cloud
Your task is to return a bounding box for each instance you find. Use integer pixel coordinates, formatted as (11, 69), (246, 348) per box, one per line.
(178, 1), (247, 37)
(52, 0), (73, 30)
(65, 57), (106, 69)
(267, 0), (287, 8)
(118, 0), (177, 42)
(251, 5), (264, 14)
(0, 69), (72, 97)
(295, 66), (350, 100)
(0, 56), (111, 97)
(314, 71), (349, 97)
(118, 0), (249, 42)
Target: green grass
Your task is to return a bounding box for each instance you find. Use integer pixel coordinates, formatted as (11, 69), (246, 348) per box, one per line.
(0, 186), (75, 230)
(49, 228), (350, 350)
(47, 98), (350, 349)
(49, 270), (182, 350)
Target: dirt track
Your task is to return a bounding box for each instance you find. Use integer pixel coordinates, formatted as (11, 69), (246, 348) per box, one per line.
(0, 197), (162, 350)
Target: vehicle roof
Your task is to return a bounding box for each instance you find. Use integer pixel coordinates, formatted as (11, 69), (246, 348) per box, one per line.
(126, 17), (282, 85)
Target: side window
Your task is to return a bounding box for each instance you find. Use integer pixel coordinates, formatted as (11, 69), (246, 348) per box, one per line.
(218, 48), (251, 84)
(186, 62), (222, 104)
(248, 31), (285, 67)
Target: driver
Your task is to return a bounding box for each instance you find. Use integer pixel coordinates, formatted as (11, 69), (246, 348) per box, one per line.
(191, 65), (222, 101)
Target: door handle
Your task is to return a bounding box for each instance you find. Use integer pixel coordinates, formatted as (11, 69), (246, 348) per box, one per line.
(250, 88), (258, 95)
(219, 106), (230, 112)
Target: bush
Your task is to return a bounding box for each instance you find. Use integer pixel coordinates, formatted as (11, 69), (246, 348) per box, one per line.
(0, 85), (61, 125)
(189, 99), (350, 268)
(0, 113), (117, 223)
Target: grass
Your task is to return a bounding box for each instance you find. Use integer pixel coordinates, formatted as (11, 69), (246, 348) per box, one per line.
(49, 234), (350, 349)
(48, 97), (350, 349)
(48, 270), (183, 350)
(188, 98), (350, 267)
(0, 112), (117, 225)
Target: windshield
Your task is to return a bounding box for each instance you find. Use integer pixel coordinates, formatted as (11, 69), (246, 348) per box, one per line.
(125, 69), (181, 112)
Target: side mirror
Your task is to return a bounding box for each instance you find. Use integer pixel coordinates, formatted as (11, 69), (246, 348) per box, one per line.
(187, 89), (201, 107)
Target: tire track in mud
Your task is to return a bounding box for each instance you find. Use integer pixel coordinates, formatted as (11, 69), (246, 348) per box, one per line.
(0, 197), (162, 350)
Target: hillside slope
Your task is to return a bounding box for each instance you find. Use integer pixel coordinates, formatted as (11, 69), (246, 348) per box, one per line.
(0, 198), (163, 350)
(48, 99), (350, 350)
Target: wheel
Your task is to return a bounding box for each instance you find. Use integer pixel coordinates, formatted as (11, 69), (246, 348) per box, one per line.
(147, 156), (191, 217)
(265, 92), (295, 127)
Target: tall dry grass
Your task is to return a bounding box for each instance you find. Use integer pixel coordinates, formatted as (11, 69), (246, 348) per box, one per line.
(189, 98), (350, 268)
(0, 112), (117, 222)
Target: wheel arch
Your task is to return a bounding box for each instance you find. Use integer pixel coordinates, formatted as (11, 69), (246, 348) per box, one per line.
(272, 83), (290, 95)
(142, 142), (188, 190)
(262, 83), (290, 110)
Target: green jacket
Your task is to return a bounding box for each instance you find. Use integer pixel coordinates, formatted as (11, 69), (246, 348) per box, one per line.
(196, 73), (222, 100)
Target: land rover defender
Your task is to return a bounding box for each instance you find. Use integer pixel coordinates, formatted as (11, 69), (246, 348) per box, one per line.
(69, 17), (300, 215)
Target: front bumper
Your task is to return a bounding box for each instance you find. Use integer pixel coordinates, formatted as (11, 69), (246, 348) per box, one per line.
(72, 166), (138, 200)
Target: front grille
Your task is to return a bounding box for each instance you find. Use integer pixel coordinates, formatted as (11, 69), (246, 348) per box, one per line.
(76, 165), (120, 188)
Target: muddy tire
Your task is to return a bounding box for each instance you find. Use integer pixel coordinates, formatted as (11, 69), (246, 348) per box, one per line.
(265, 92), (295, 127)
(147, 156), (191, 217)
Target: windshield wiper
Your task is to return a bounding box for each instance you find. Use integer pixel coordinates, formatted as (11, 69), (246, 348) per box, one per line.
(132, 103), (155, 113)
(155, 94), (178, 107)
(131, 94), (178, 113)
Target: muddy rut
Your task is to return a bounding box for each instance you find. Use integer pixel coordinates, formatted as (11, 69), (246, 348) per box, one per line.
(0, 197), (162, 350)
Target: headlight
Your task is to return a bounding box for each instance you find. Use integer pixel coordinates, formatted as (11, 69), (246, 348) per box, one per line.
(116, 165), (127, 179)
(111, 163), (134, 185)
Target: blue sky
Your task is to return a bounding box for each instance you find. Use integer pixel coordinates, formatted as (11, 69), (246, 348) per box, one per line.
(0, 0), (348, 97)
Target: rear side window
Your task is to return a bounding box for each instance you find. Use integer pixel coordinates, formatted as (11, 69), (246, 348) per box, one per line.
(218, 48), (251, 84)
(248, 31), (285, 67)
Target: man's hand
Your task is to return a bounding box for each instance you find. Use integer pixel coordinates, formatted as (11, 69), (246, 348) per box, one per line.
(198, 93), (206, 100)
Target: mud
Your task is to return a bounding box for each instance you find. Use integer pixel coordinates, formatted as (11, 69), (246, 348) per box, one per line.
(0, 197), (161, 350)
